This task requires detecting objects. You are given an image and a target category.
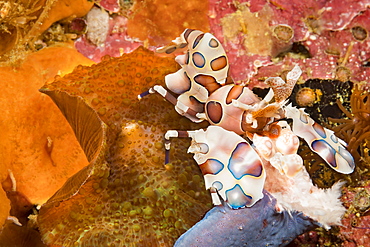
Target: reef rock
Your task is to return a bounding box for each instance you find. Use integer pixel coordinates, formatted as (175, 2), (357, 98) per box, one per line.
(0, 0), (93, 63)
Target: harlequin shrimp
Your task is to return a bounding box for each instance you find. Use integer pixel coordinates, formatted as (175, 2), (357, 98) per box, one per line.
(285, 104), (355, 174)
(165, 126), (265, 209)
(138, 29), (355, 208)
(139, 29), (230, 123)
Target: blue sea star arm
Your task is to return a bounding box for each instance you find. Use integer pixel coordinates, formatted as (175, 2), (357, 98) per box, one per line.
(175, 190), (320, 247)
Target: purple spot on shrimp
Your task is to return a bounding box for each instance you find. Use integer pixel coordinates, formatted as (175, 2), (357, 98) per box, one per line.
(225, 184), (252, 209)
(165, 46), (177, 54)
(313, 122), (326, 138)
(228, 142), (263, 179)
(206, 101), (223, 124)
(185, 51), (189, 65)
(192, 52), (206, 68)
(211, 56), (227, 71)
(226, 86), (243, 104)
(330, 134), (338, 143)
(299, 113), (309, 123)
(212, 181), (223, 191)
(200, 159), (224, 175)
(312, 140), (336, 168)
(209, 38), (219, 48)
(338, 146), (355, 169)
(194, 74), (220, 94)
(183, 29), (194, 42)
(193, 33), (204, 49)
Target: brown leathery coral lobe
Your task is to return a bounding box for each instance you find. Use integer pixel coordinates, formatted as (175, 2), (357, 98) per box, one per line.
(0, 44), (94, 236)
(38, 47), (210, 246)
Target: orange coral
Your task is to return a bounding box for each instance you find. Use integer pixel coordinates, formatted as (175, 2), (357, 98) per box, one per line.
(34, 0), (93, 36)
(38, 47), (211, 246)
(0, 44), (94, 232)
(127, 0), (209, 45)
(0, 189), (10, 233)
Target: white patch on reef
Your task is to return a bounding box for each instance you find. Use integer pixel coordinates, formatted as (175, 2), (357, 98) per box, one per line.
(7, 216), (22, 226)
(274, 169), (345, 229)
(265, 164), (346, 230)
(86, 7), (110, 46)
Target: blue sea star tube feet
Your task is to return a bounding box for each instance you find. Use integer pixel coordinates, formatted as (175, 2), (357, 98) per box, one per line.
(174, 190), (320, 247)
